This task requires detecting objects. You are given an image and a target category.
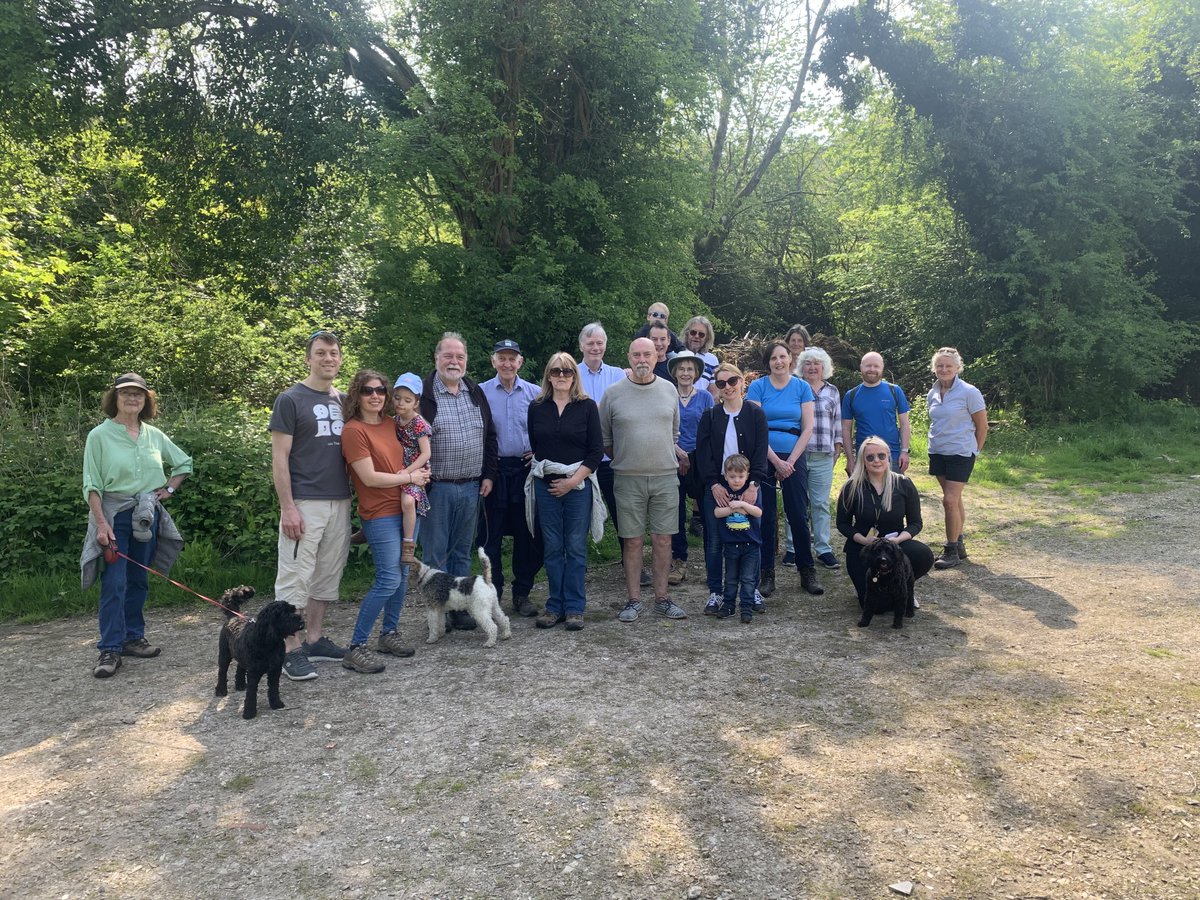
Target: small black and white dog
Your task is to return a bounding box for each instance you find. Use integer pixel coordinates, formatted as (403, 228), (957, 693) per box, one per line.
(214, 586), (305, 719)
(859, 538), (916, 630)
(415, 548), (512, 648)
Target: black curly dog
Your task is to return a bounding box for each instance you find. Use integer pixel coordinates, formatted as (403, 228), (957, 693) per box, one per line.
(859, 538), (916, 630)
(214, 586), (305, 719)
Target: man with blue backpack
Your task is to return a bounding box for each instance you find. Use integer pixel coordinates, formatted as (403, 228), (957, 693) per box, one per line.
(841, 351), (912, 475)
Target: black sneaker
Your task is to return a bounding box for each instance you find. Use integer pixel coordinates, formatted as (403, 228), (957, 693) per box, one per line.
(752, 590), (766, 614)
(817, 552), (840, 570)
(781, 551), (795, 566)
(717, 603), (735, 619)
(302, 636), (346, 661)
(283, 648), (317, 681)
(740, 611), (753, 624)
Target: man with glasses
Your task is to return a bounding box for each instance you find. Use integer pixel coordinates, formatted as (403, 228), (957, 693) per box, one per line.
(479, 339), (543, 617)
(842, 351), (912, 475)
(420, 332), (498, 630)
(600, 337), (685, 623)
(270, 330), (351, 680)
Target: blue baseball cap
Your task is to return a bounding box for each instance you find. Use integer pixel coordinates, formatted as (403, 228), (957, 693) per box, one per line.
(393, 372), (423, 396)
(493, 339), (522, 354)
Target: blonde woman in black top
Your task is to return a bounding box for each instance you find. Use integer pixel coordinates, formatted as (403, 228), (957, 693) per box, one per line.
(836, 435), (934, 606)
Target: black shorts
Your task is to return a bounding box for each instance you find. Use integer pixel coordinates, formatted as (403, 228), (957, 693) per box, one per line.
(928, 453), (976, 483)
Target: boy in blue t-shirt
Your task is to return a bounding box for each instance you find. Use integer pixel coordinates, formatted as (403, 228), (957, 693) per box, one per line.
(713, 454), (763, 623)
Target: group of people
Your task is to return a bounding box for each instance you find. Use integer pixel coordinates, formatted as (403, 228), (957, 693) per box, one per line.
(80, 304), (987, 679)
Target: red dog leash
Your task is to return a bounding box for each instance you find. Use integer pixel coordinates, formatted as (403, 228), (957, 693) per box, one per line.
(102, 543), (249, 620)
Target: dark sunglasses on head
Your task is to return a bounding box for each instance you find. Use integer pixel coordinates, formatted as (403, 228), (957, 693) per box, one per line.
(714, 376), (741, 389)
(649, 311), (667, 320)
(548, 367), (574, 378)
(864, 452), (889, 462)
(361, 385), (389, 396)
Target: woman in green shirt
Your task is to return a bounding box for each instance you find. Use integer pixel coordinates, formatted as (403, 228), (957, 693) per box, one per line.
(84, 373), (192, 678)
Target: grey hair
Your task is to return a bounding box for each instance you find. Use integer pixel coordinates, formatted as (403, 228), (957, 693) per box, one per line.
(795, 347), (834, 380)
(578, 322), (607, 347)
(435, 331), (467, 356)
(929, 346), (964, 375)
(683, 315), (715, 352)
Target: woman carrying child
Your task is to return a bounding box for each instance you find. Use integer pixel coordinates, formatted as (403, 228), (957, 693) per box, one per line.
(339, 370), (431, 673)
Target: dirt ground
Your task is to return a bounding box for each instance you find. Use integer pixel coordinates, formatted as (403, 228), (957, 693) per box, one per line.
(2, 478), (1198, 899)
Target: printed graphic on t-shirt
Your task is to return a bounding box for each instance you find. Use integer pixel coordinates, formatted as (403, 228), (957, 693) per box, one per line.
(313, 402), (345, 438)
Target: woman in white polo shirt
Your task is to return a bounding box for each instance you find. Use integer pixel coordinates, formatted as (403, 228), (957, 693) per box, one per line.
(926, 348), (988, 569)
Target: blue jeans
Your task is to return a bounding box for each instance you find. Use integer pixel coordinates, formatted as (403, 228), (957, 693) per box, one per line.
(671, 478), (690, 561)
(723, 541), (760, 611)
(761, 458), (813, 571)
(352, 515), (420, 646)
(97, 507), (157, 652)
(423, 481), (481, 577)
(701, 490), (723, 594)
(806, 451), (836, 557)
(535, 478), (591, 616)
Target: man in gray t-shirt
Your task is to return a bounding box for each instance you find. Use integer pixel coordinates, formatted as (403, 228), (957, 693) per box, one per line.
(269, 331), (352, 680)
(599, 337), (683, 623)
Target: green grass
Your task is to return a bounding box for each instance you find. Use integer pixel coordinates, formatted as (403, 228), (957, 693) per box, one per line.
(911, 401), (1200, 499)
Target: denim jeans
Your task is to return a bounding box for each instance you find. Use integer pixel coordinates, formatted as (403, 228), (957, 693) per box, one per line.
(97, 507), (157, 652)
(806, 451), (836, 557)
(480, 458), (543, 598)
(761, 458), (813, 571)
(671, 478), (690, 561)
(722, 541), (760, 611)
(701, 490), (723, 594)
(535, 478), (591, 616)
(352, 515), (420, 646)
(423, 481), (481, 577)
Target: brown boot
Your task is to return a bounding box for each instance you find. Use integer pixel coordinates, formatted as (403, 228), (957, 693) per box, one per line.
(400, 540), (417, 566)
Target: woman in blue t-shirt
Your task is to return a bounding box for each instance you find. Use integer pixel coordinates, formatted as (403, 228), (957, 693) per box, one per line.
(745, 341), (824, 598)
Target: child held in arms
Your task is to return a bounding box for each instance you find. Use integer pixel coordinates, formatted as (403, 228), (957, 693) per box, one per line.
(712, 453), (763, 624)
(392, 373), (433, 565)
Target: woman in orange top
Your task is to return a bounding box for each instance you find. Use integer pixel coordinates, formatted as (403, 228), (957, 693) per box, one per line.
(340, 370), (431, 672)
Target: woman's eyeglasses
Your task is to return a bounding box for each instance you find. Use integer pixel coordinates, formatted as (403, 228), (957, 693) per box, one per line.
(548, 367), (574, 378)
(361, 386), (389, 396)
(714, 376), (741, 389)
(863, 452), (889, 462)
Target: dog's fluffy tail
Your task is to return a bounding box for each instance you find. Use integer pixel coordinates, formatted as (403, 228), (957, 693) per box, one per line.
(217, 585), (256, 619)
(476, 547), (493, 586)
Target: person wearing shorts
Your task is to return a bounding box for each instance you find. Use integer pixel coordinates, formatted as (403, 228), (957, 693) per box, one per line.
(270, 330), (353, 680)
(598, 337), (684, 623)
(927, 347), (988, 569)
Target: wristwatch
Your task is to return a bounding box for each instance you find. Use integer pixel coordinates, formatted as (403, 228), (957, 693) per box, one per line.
(166, 486), (176, 495)
(900, 448), (910, 454)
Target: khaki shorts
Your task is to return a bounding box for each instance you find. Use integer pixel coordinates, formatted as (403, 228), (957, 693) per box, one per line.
(274, 498), (351, 608)
(613, 474), (679, 538)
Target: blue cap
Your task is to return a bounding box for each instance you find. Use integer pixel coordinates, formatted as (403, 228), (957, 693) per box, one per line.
(393, 372), (423, 396)
(493, 339), (522, 354)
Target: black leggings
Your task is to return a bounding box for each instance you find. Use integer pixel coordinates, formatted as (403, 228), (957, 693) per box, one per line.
(844, 538), (934, 602)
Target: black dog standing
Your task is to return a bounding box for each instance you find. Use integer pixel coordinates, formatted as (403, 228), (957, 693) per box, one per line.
(858, 538), (916, 629)
(214, 587), (306, 719)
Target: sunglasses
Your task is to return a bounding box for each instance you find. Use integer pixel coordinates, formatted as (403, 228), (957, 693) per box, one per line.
(548, 367), (574, 378)
(687, 329), (707, 337)
(714, 376), (741, 389)
(361, 385), (389, 396)
(648, 311), (667, 320)
(863, 452), (889, 462)
(117, 388), (146, 397)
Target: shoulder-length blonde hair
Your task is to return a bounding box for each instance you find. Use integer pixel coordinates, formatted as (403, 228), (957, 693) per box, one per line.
(839, 435), (902, 513)
(343, 369), (393, 421)
(535, 352), (588, 403)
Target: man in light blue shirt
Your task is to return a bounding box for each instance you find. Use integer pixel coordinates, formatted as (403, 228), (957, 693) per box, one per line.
(479, 339), (543, 615)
